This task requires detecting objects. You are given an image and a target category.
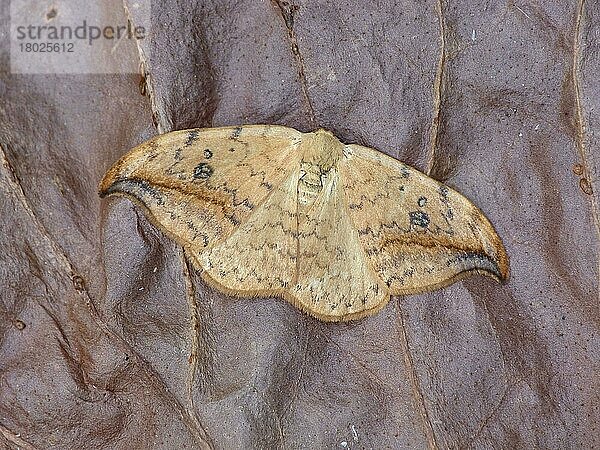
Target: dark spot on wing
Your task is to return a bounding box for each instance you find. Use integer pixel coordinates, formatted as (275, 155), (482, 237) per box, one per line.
(204, 149), (213, 159)
(366, 248), (378, 257)
(231, 126), (243, 139)
(185, 130), (199, 146)
(229, 147), (236, 152)
(400, 166), (410, 178)
(260, 181), (273, 191)
(186, 220), (209, 247)
(399, 185), (405, 192)
(225, 213), (241, 226)
(236, 198), (255, 210)
(193, 163), (213, 179)
(358, 227), (372, 236)
(418, 196), (427, 207)
(409, 211), (430, 228)
(439, 185), (449, 203)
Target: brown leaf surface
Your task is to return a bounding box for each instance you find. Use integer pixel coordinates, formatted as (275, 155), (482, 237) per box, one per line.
(1, 1), (598, 449)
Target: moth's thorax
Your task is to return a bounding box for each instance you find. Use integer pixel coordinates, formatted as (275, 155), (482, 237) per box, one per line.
(299, 129), (344, 172)
(297, 129), (344, 208)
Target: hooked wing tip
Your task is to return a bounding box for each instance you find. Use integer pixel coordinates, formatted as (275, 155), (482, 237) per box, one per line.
(470, 209), (510, 283)
(476, 233), (509, 283)
(98, 158), (125, 198)
(98, 180), (116, 198)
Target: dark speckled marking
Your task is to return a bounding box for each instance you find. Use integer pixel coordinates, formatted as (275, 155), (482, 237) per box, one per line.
(185, 130), (199, 146)
(186, 220), (209, 247)
(446, 252), (500, 277)
(193, 163), (213, 179)
(102, 179), (165, 205)
(418, 196), (427, 207)
(400, 166), (410, 178)
(399, 185), (405, 192)
(439, 185), (449, 204)
(204, 149), (213, 159)
(409, 211), (430, 228)
(260, 181), (273, 191)
(229, 147), (236, 152)
(225, 213), (241, 226)
(358, 227), (371, 236)
(366, 248), (378, 257)
(231, 127), (243, 139)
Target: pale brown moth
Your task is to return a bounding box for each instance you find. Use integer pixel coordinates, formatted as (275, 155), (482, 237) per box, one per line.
(99, 125), (509, 321)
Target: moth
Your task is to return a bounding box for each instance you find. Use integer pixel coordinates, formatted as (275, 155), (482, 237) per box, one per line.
(100, 125), (509, 321)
